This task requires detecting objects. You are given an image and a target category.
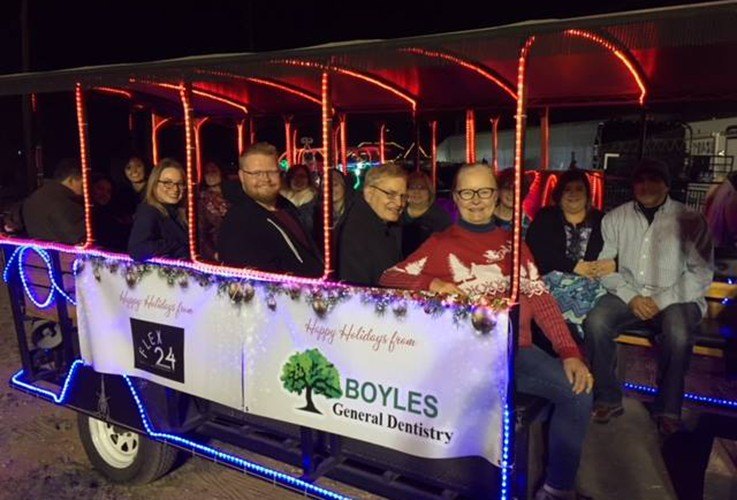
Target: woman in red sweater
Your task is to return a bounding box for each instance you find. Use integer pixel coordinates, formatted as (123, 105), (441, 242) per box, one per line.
(380, 164), (593, 500)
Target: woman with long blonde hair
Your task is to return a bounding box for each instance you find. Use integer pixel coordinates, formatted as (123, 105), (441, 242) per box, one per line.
(128, 158), (189, 260)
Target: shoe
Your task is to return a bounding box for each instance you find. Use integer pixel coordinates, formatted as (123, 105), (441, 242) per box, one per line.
(534, 484), (593, 500)
(656, 415), (681, 436)
(591, 403), (624, 424)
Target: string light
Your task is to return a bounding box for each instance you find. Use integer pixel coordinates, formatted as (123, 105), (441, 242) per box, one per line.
(194, 70), (322, 107)
(466, 109), (476, 164)
(151, 114), (172, 166)
(9, 362), (345, 499)
(402, 48), (517, 100)
(624, 383), (737, 410)
(321, 72), (333, 280)
(499, 404), (512, 500)
(511, 36), (535, 303)
(273, 59), (417, 112)
(564, 29), (647, 106)
(490, 117), (500, 174)
(379, 124), (386, 164)
(236, 120), (245, 156)
(3, 245), (77, 307)
(179, 84), (200, 264)
(92, 87), (133, 99)
(339, 115), (347, 171)
(75, 83), (94, 249)
(430, 120), (438, 187)
(284, 118), (293, 169)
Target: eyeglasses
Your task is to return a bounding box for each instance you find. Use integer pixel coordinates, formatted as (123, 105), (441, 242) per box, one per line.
(455, 187), (496, 200)
(158, 180), (186, 190)
(241, 169), (281, 179)
(369, 184), (408, 202)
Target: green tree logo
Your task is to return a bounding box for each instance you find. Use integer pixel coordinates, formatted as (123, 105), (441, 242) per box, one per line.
(280, 348), (342, 414)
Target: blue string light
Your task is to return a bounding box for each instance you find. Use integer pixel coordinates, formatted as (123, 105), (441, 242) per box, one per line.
(624, 382), (737, 410)
(10, 361), (346, 499)
(499, 405), (512, 500)
(2, 245), (77, 308)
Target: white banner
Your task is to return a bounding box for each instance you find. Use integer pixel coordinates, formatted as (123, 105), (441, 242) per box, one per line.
(76, 257), (510, 465)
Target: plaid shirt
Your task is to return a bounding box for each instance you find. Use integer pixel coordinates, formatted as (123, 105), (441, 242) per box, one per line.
(598, 197), (713, 315)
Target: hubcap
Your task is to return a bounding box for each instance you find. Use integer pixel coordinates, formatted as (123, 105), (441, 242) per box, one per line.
(88, 417), (139, 468)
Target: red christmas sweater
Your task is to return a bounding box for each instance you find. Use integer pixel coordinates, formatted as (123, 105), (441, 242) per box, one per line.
(379, 224), (582, 360)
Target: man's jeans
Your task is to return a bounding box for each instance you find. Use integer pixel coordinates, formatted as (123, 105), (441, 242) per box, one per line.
(583, 293), (702, 417)
(516, 346), (593, 490)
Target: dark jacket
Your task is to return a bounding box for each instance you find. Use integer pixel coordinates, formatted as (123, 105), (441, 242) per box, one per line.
(22, 180), (85, 244)
(128, 203), (189, 260)
(525, 206), (604, 275)
(402, 202), (452, 257)
(217, 191), (323, 277)
(338, 197), (403, 286)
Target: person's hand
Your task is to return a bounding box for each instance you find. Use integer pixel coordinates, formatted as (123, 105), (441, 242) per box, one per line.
(429, 278), (465, 296)
(592, 259), (616, 277)
(562, 357), (594, 394)
(628, 295), (659, 320)
(573, 261), (595, 278)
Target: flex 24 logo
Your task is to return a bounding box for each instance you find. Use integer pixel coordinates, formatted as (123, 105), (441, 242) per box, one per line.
(130, 318), (184, 383)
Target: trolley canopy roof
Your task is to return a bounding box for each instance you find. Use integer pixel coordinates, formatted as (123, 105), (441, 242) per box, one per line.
(0, 1), (735, 116)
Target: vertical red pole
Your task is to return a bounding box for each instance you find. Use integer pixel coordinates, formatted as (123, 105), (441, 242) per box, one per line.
(466, 109), (476, 164)
(249, 117), (256, 145)
(75, 83), (93, 248)
(195, 117), (209, 184)
(284, 116), (293, 169)
(292, 127), (299, 165)
(491, 116), (500, 173)
(236, 119), (245, 156)
(179, 82), (198, 261)
(540, 107), (550, 170)
(321, 72), (333, 280)
(339, 114), (348, 173)
(379, 123), (386, 164)
(430, 120), (438, 187)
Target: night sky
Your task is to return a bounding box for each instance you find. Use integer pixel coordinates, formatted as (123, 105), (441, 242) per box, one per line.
(0, 1), (710, 73)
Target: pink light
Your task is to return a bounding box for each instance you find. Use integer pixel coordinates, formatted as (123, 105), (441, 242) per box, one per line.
(379, 124), (386, 164)
(490, 117), (500, 174)
(465, 109), (476, 164)
(339, 115), (348, 172)
(273, 59), (417, 112)
(284, 118), (293, 169)
(430, 120), (438, 187)
(291, 127), (299, 165)
(245, 77), (322, 106)
(321, 72), (333, 280)
(402, 47), (517, 100)
(236, 120), (245, 155)
(542, 174), (558, 207)
(151, 114), (172, 166)
(179, 85), (199, 262)
(92, 87), (133, 99)
(195, 117), (210, 183)
(511, 36), (535, 303)
(75, 84), (93, 249)
(564, 29), (647, 106)
(147, 81), (249, 115)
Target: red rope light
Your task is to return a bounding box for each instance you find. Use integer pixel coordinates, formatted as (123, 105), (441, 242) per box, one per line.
(92, 87), (133, 99)
(511, 36), (535, 303)
(339, 115), (347, 171)
(274, 59), (417, 112)
(490, 117), (500, 174)
(402, 47), (517, 100)
(151, 114), (172, 166)
(179, 84), (199, 262)
(236, 120), (245, 155)
(292, 127), (299, 165)
(465, 109), (476, 164)
(75, 84), (93, 249)
(284, 118), (293, 169)
(379, 124), (386, 164)
(149, 81), (249, 115)
(321, 72), (333, 280)
(195, 117), (210, 183)
(564, 29), (647, 106)
(430, 120), (438, 187)
(246, 77), (322, 106)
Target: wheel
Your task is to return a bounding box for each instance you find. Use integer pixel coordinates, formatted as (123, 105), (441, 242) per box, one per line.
(77, 413), (178, 484)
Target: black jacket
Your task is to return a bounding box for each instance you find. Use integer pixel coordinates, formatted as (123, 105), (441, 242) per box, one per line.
(338, 197), (403, 286)
(217, 191), (323, 277)
(525, 206), (604, 275)
(128, 203), (189, 260)
(402, 202), (452, 257)
(22, 180), (84, 244)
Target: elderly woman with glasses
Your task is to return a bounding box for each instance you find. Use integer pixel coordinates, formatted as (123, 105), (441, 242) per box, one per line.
(402, 171), (452, 256)
(338, 162), (408, 286)
(128, 158), (189, 260)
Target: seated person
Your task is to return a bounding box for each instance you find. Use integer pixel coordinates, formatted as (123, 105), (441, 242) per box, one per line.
(705, 170), (737, 253)
(526, 169), (613, 336)
(90, 174), (129, 251)
(380, 163), (592, 500)
(339, 163), (407, 286)
(492, 167), (531, 234)
(217, 143), (322, 277)
(281, 164), (318, 236)
(23, 158), (85, 244)
(128, 158), (189, 260)
(113, 156), (148, 221)
(402, 171), (452, 256)
(198, 161), (230, 261)
(585, 159), (713, 434)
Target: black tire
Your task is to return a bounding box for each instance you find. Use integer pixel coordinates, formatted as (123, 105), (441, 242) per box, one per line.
(77, 413), (178, 484)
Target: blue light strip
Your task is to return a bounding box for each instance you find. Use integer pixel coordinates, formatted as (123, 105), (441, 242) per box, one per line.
(2, 245), (77, 308)
(624, 382), (737, 410)
(9, 362), (346, 499)
(499, 405), (512, 500)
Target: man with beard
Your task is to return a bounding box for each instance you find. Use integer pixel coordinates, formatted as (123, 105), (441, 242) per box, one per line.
(217, 142), (323, 277)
